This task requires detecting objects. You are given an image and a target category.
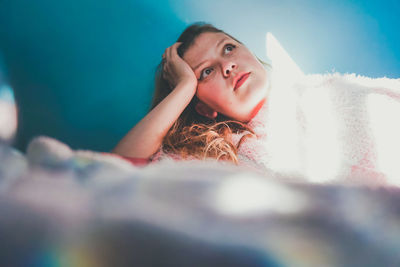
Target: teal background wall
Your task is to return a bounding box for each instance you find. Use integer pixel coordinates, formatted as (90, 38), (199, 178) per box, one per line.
(0, 0), (399, 152)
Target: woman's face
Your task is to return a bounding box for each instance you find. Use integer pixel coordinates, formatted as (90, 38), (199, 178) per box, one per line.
(183, 32), (269, 122)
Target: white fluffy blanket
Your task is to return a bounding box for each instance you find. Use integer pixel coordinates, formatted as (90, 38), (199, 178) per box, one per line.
(239, 72), (400, 186)
(151, 71), (400, 187)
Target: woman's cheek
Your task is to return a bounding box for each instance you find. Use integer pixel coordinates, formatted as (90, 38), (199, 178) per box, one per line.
(198, 82), (212, 97)
(196, 84), (211, 102)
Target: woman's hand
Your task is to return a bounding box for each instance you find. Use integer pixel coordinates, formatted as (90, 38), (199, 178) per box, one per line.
(113, 43), (198, 159)
(162, 42), (197, 90)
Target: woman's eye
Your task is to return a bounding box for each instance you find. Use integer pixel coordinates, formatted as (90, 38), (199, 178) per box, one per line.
(200, 67), (214, 80)
(224, 44), (236, 54)
(198, 44), (236, 81)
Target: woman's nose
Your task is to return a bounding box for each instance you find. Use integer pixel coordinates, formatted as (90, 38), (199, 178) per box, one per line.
(223, 62), (236, 77)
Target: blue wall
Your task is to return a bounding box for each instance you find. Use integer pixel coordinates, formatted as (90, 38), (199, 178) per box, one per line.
(0, 0), (399, 152)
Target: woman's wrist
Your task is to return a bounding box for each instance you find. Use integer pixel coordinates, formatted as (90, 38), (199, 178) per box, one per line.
(175, 79), (197, 94)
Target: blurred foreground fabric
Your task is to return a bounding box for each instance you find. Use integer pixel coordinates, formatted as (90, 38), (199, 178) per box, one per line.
(1, 135), (400, 267)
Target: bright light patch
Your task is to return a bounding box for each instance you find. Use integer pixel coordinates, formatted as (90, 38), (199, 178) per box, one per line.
(0, 85), (17, 141)
(301, 89), (341, 183)
(265, 90), (301, 174)
(367, 94), (400, 186)
(266, 32), (304, 83)
(262, 32), (305, 175)
(214, 174), (307, 216)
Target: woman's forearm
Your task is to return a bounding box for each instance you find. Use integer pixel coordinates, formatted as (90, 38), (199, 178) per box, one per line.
(112, 81), (196, 158)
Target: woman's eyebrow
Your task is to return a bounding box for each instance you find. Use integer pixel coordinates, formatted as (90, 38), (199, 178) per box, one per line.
(193, 37), (230, 72)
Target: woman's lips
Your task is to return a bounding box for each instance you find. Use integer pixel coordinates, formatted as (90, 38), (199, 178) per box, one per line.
(234, 72), (251, 90)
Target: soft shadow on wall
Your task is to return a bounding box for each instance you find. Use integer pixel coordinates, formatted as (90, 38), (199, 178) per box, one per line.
(0, 0), (186, 152)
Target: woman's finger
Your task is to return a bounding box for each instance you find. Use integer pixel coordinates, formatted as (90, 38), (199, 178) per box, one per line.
(167, 45), (173, 60)
(163, 48), (169, 64)
(170, 42), (182, 58)
(167, 42), (179, 59)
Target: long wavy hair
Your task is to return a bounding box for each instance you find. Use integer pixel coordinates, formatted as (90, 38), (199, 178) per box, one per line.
(151, 22), (269, 164)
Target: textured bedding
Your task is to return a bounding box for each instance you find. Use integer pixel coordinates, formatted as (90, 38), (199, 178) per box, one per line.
(1, 134), (400, 266)
(236, 72), (400, 186)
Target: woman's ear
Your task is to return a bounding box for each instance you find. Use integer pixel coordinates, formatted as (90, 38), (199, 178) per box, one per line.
(195, 101), (218, 119)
